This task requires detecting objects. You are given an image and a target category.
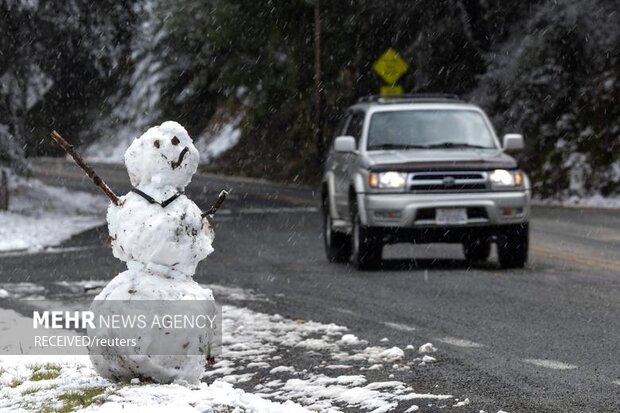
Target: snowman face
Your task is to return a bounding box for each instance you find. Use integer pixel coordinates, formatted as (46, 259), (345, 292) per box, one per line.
(124, 121), (199, 190)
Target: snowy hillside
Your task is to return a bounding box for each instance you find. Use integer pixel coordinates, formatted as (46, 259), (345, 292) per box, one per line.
(2, 0), (619, 201)
(84, 1), (169, 162)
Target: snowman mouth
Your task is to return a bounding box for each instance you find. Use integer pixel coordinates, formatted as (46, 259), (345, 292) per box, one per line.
(171, 147), (189, 169)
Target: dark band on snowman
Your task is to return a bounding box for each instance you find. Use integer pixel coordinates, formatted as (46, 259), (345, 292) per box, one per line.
(132, 188), (184, 208)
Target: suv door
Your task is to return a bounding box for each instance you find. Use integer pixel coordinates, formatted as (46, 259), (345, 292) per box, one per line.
(330, 113), (350, 218)
(334, 110), (364, 218)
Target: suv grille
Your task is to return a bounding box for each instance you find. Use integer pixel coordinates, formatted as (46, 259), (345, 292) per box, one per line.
(409, 171), (488, 193)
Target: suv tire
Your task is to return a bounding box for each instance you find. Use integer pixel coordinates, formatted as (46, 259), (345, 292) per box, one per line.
(349, 199), (382, 270)
(497, 223), (529, 269)
(463, 239), (491, 263)
(323, 199), (351, 263)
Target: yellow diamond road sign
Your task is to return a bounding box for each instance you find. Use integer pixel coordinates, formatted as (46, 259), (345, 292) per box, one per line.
(373, 48), (408, 85)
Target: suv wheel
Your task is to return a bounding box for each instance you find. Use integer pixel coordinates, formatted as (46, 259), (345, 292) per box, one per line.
(349, 200), (382, 270)
(497, 223), (529, 269)
(463, 239), (491, 263)
(323, 200), (351, 263)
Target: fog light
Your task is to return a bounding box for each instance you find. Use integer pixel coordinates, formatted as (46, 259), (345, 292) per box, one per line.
(501, 208), (515, 216)
(374, 210), (402, 219)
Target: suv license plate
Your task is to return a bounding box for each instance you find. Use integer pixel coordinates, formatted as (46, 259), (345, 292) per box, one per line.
(436, 208), (467, 225)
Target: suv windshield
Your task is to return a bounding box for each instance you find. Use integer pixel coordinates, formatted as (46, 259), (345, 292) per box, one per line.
(367, 110), (496, 150)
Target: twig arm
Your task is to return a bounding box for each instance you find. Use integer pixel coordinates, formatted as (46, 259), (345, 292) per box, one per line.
(202, 190), (229, 218)
(50, 130), (120, 206)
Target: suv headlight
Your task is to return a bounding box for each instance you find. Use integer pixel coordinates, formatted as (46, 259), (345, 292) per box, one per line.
(489, 169), (524, 189)
(368, 172), (407, 189)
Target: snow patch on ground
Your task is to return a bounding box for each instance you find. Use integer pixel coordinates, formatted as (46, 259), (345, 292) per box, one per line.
(0, 281), (458, 412)
(522, 358), (577, 370)
(207, 283), (269, 302)
(0, 282), (45, 299)
(324, 365), (353, 370)
(437, 337), (484, 349)
(0, 354), (308, 413)
(0, 173), (106, 251)
(453, 397), (470, 407)
(418, 343), (437, 354)
(383, 321), (416, 332)
(269, 366), (296, 374)
(332, 346), (406, 365)
(90, 380), (309, 412)
(54, 281), (107, 296)
(420, 355), (437, 364)
(338, 334), (367, 346)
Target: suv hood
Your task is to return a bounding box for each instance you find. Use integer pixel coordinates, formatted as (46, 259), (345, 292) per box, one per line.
(365, 149), (517, 172)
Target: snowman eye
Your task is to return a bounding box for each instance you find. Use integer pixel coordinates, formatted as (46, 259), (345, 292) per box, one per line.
(171, 136), (180, 146)
(154, 140), (160, 148)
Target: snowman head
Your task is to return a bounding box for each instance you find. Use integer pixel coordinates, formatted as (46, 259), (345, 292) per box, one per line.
(125, 121), (199, 191)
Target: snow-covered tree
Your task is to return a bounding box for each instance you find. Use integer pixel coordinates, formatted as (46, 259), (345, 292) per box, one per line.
(475, 0), (620, 197)
(0, 0), (135, 172)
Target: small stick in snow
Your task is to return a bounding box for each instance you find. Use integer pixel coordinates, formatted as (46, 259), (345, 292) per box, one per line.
(202, 190), (229, 217)
(50, 130), (120, 206)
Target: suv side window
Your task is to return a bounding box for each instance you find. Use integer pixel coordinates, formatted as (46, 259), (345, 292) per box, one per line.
(333, 114), (349, 140)
(345, 111), (365, 147)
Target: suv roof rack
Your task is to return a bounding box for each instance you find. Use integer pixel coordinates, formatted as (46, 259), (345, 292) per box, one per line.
(357, 93), (465, 104)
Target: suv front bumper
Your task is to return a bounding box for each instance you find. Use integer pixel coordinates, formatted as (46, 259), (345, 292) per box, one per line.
(360, 190), (530, 228)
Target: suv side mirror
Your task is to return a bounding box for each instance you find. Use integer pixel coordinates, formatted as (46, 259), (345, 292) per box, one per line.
(334, 136), (357, 153)
(502, 134), (524, 152)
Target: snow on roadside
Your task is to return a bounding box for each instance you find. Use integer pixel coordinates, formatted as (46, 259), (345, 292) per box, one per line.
(207, 283), (269, 302)
(0, 281), (458, 412)
(0, 282), (46, 299)
(146, 301), (454, 411)
(0, 303), (306, 412)
(532, 194), (620, 210)
(418, 343), (437, 354)
(0, 353), (308, 413)
(0, 172), (106, 251)
(84, 380), (310, 413)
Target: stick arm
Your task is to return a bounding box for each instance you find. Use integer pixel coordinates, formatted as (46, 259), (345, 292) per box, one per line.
(50, 130), (120, 206)
(202, 190), (229, 218)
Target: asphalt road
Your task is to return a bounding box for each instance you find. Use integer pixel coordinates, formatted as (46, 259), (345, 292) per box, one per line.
(2, 158), (619, 412)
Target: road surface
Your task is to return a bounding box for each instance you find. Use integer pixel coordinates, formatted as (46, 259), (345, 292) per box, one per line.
(1, 158), (619, 412)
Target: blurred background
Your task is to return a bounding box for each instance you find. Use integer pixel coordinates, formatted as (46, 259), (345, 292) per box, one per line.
(1, 0), (619, 199)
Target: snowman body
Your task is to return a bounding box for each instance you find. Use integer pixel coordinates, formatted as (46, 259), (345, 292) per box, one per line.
(89, 121), (216, 384)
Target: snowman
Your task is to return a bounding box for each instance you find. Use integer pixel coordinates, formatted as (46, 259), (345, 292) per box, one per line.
(88, 121), (219, 384)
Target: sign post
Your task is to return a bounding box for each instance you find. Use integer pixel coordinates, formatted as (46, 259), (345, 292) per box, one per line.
(372, 48), (409, 96)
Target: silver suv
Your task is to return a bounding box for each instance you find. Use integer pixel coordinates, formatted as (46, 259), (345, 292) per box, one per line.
(321, 95), (530, 270)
